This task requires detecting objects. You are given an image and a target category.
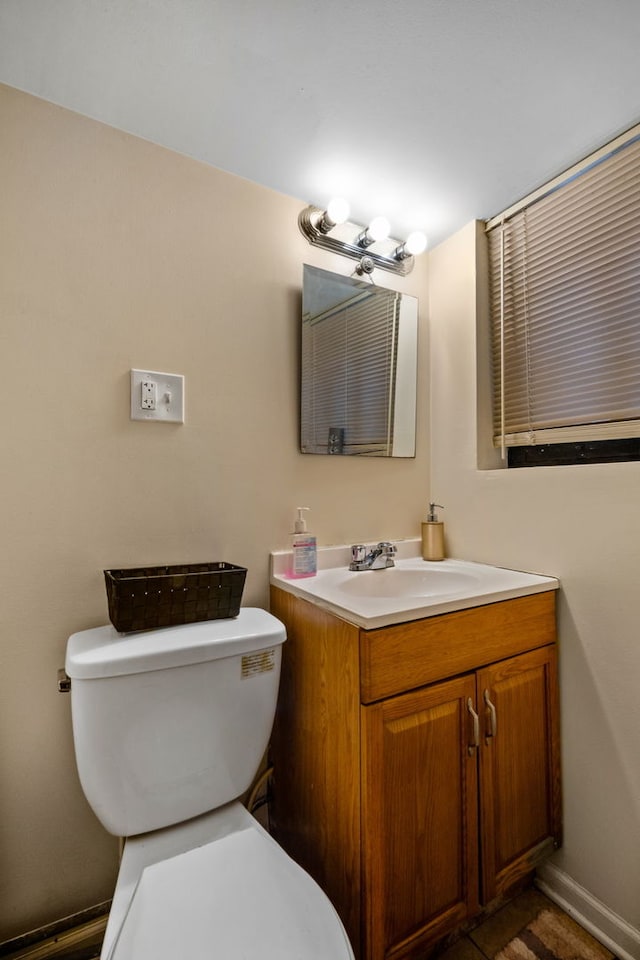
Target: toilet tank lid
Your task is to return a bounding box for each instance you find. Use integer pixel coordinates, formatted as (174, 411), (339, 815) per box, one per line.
(65, 608), (286, 679)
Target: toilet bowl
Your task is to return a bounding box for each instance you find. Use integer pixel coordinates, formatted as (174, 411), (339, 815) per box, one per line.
(104, 802), (352, 960)
(65, 609), (354, 960)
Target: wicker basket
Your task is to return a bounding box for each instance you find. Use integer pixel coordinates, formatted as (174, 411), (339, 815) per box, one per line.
(104, 562), (247, 633)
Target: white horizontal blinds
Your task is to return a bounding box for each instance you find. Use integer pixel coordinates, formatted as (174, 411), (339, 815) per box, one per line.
(488, 134), (640, 447)
(301, 310), (346, 451)
(346, 293), (398, 453)
(301, 289), (399, 454)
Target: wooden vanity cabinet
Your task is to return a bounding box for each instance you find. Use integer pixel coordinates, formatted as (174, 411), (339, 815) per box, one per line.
(269, 587), (561, 960)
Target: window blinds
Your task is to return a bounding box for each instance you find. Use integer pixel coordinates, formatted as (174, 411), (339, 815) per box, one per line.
(301, 288), (400, 455)
(487, 132), (640, 448)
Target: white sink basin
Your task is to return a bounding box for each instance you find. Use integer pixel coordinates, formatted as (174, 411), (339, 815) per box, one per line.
(337, 567), (482, 599)
(270, 542), (558, 629)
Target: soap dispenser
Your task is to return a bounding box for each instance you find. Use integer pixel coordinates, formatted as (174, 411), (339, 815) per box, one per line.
(422, 503), (445, 561)
(290, 507), (317, 579)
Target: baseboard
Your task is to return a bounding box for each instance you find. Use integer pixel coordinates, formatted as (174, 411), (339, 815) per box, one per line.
(0, 903), (109, 960)
(536, 862), (640, 960)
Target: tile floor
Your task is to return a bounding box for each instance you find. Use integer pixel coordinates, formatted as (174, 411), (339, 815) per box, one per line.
(432, 887), (615, 960)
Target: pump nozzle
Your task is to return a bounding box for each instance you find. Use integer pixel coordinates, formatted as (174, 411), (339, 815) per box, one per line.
(428, 502), (444, 522)
(294, 506), (310, 533)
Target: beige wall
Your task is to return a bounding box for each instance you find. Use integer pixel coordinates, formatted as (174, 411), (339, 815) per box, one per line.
(0, 84), (430, 941)
(429, 222), (640, 949)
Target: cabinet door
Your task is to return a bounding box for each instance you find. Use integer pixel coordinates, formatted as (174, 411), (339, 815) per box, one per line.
(362, 674), (480, 960)
(478, 644), (562, 903)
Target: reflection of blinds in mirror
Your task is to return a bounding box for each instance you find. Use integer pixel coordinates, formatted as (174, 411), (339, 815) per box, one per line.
(301, 289), (400, 454)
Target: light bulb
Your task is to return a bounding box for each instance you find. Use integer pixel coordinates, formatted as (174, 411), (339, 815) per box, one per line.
(367, 216), (390, 242)
(326, 197), (350, 225)
(405, 231), (427, 255)
(356, 215), (391, 248)
(317, 197), (351, 235)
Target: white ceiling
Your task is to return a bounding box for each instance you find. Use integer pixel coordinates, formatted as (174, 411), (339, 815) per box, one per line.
(1, 0), (639, 250)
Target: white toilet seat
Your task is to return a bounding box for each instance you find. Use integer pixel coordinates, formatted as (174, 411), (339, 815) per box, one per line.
(108, 817), (354, 960)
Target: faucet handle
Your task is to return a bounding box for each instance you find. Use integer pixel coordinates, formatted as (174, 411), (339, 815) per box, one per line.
(377, 541), (397, 554)
(351, 544), (367, 563)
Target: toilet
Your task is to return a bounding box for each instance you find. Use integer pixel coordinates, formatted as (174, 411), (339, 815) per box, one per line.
(65, 608), (354, 960)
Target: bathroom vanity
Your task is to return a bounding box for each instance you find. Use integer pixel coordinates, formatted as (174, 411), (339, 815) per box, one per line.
(269, 547), (561, 960)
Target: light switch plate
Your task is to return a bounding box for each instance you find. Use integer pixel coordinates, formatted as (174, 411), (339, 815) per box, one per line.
(130, 369), (185, 422)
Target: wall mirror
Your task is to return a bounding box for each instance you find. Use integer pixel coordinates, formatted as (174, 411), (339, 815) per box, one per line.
(301, 264), (418, 456)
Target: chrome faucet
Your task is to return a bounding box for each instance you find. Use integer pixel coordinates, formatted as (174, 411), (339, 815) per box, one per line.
(349, 541), (397, 571)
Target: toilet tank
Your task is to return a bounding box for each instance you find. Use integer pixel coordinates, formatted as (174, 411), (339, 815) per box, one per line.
(65, 609), (286, 838)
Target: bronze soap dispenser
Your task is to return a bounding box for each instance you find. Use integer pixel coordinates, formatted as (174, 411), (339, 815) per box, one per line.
(422, 502), (445, 561)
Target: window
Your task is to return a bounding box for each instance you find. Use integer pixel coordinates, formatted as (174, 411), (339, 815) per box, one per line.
(486, 126), (640, 464)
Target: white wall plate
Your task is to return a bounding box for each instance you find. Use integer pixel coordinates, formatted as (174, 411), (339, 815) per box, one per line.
(130, 369), (185, 423)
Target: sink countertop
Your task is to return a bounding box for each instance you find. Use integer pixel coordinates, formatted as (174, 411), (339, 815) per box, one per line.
(270, 539), (558, 629)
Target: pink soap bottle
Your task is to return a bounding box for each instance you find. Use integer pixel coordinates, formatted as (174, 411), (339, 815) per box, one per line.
(290, 507), (317, 579)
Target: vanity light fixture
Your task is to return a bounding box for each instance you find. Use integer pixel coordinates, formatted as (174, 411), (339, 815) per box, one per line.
(298, 200), (426, 276)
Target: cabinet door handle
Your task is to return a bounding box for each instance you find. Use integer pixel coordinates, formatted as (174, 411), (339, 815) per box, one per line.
(467, 697), (480, 755)
(484, 689), (497, 742)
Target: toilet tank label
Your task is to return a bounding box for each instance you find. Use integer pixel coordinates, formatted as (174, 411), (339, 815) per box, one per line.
(241, 648), (276, 678)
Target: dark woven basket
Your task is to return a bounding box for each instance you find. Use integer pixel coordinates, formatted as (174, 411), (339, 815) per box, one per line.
(104, 562), (247, 633)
